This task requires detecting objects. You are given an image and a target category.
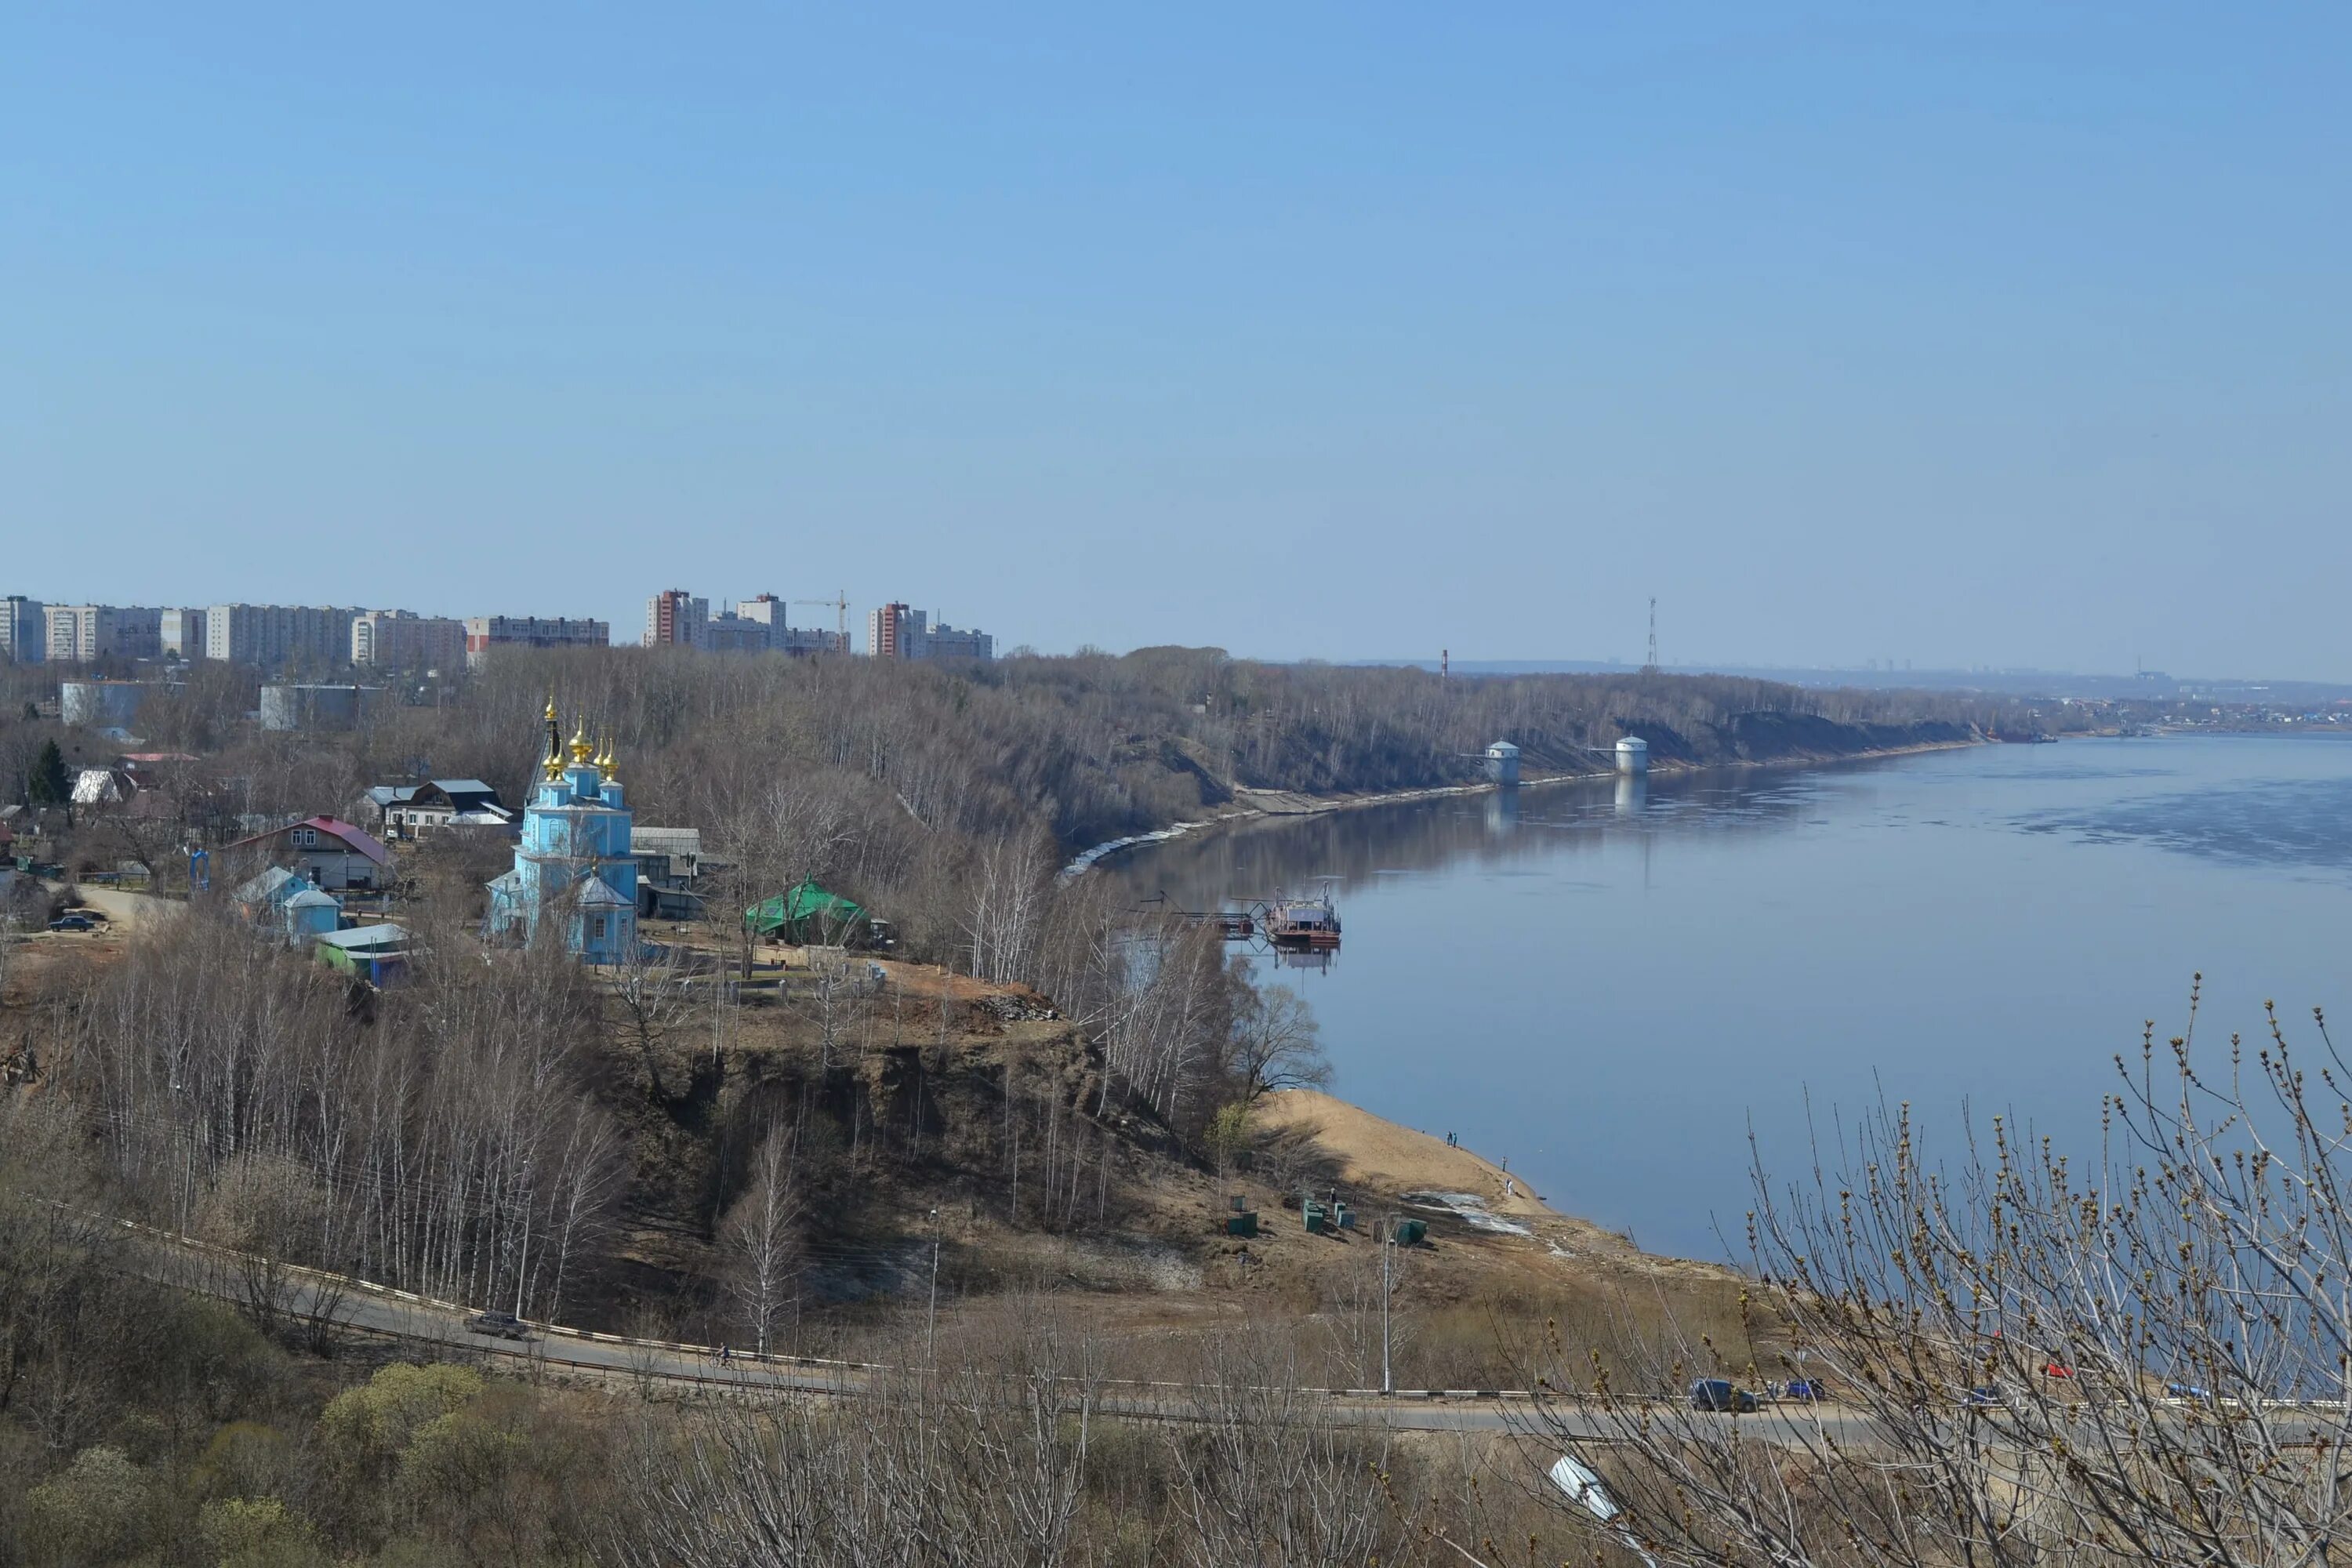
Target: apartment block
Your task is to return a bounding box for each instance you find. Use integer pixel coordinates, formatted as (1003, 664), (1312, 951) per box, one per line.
(351, 609), (466, 671)
(644, 590), (710, 649)
(922, 621), (994, 661)
(866, 604), (992, 661)
(205, 604), (361, 670)
(463, 615), (611, 668)
(159, 608), (208, 661)
(0, 596), (43, 662)
(867, 602), (915, 659)
(45, 604), (164, 662)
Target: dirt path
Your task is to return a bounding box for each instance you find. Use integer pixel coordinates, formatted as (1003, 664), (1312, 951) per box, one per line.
(46, 881), (169, 929)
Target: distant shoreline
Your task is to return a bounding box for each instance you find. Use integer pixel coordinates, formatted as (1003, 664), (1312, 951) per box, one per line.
(1062, 733), (1987, 878)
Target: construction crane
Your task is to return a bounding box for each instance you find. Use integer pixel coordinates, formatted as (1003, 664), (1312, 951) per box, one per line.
(793, 591), (851, 649)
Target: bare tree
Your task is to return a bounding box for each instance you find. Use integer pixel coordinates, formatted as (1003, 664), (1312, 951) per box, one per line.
(722, 1114), (803, 1356)
(962, 829), (1051, 985)
(1523, 983), (2352, 1567)
(1171, 1329), (1406, 1566)
(1226, 965), (1329, 1102)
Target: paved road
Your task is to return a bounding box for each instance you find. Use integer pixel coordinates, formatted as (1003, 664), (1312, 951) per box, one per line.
(117, 1222), (2352, 1467)
(129, 1228), (1888, 1442)
(125, 1222), (2350, 1450)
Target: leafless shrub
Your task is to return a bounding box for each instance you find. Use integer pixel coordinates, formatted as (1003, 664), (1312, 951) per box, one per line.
(1522, 981), (2352, 1566)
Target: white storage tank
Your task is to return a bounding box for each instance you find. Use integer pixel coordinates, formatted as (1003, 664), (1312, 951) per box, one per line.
(1615, 735), (1650, 775)
(1484, 740), (1521, 786)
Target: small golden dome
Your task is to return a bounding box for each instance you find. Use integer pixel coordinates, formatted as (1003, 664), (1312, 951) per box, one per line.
(568, 715), (593, 764)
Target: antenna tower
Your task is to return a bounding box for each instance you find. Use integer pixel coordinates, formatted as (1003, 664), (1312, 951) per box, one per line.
(1643, 597), (1658, 674)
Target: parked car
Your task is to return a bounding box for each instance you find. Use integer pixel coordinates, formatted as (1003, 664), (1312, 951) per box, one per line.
(1784, 1379), (1827, 1402)
(466, 1310), (531, 1341)
(1690, 1379), (1759, 1414)
(2165, 1382), (2211, 1400)
(1964, 1385), (2002, 1407)
(2042, 1363), (2075, 1378)
(47, 914), (95, 932)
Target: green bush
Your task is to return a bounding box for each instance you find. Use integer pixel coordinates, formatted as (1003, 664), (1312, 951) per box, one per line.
(198, 1496), (327, 1568)
(24, 1445), (153, 1566)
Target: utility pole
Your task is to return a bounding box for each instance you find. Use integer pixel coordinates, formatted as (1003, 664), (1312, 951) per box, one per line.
(1381, 1214), (1394, 1395)
(1643, 597), (1659, 674)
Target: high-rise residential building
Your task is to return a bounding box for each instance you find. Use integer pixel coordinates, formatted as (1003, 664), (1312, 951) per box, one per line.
(866, 602), (914, 659)
(704, 609), (769, 653)
(159, 608), (208, 661)
(45, 605), (106, 662)
(644, 590), (710, 649)
(45, 604), (164, 662)
(463, 615), (611, 668)
(205, 604), (361, 670)
(734, 593), (789, 641)
(710, 594), (844, 655)
(0, 596), (44, 663)
(351, 609), (466, 671)
(866, 604), (993, 661)
(921, 621), (995, 661)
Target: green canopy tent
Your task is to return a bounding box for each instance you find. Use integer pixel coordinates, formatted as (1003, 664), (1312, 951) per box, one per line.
(745, 879), (867, 944)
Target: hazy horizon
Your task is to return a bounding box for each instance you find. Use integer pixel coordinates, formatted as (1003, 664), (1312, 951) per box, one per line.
(9, 6), (2348, 677)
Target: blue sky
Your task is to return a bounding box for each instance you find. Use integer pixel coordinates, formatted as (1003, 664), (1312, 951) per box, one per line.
(6, 5), (2348, 674)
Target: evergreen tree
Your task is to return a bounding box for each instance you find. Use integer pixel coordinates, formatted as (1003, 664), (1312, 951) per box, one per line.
(27, 739), (69, 806)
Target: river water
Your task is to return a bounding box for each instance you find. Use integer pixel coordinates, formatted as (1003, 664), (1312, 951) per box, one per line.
(1106, 735), (2352, 1259)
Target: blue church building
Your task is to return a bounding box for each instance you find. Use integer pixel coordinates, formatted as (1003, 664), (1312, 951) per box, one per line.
(486, 703), (639, 965)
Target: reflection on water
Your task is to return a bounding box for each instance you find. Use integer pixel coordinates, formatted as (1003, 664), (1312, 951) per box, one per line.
(1484, 789), (1518, 838)
(1107, 736), (2352, 1258)
(1107, 768), (1817, 914)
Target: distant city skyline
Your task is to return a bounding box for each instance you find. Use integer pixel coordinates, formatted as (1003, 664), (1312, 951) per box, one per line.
(8, 7), (2350, 677)
(4, 575), (2333, 686)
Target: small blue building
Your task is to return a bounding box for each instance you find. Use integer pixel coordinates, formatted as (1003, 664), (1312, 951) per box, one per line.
(282, 887), (343, 946)
(486, 705), (639, 965)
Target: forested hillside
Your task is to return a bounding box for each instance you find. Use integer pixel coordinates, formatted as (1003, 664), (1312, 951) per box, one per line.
(9, 644), (2024, 844)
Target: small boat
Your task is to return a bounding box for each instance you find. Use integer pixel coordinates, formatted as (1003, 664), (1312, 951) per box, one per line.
(1265, 891), (1341, 950)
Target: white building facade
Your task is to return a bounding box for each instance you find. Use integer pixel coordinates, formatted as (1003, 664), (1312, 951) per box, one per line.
(206, 604), (361, 670)
(0, 596), (43, 663)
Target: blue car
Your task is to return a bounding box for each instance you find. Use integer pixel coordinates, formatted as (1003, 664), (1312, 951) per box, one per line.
(1784, 1379), (1826, 1402)
(1691, 1379), (1759, 1413)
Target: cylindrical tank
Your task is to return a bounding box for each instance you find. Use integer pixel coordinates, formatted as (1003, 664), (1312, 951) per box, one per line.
(60, 681), (144, 728)
(1615, 736), (1650, 775)
(1483, 740), (1521, 786)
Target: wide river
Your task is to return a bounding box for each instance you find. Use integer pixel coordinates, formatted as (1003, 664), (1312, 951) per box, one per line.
(1107, 735), (2352, 1259)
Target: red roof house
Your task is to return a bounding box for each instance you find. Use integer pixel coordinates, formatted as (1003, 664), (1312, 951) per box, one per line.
(224, 816), (392, 892)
